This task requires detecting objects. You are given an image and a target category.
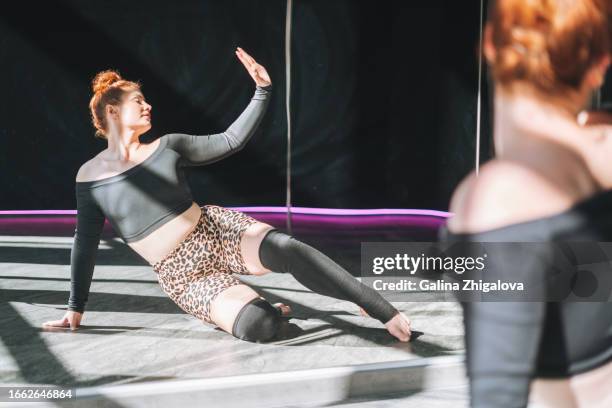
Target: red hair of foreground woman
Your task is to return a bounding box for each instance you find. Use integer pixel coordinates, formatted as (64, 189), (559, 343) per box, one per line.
(486, 0), (610, 99)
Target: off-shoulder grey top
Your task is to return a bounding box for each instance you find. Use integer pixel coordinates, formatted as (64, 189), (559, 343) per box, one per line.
(440, 188), (612, 407)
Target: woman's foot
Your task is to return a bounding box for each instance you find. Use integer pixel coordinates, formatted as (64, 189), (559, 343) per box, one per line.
(384, 311), (411, 342)
(273, 302), (292, 316)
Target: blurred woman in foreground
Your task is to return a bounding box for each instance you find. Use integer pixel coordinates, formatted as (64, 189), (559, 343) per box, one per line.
(444, 0), (612, 406)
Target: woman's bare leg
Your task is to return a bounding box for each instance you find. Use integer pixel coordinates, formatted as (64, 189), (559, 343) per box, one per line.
(238, 221), (292, 311)
(240, 222), (275, 276)
(208, 221), (291, 336)
(571, 359), (612, 407)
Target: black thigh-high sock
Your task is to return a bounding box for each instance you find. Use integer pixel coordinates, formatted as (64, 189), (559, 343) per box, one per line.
(258, 229), (399, 324)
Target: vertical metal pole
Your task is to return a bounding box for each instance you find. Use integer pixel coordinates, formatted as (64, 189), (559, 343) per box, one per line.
(285, 0), (293, 234)
(475, 0), (485, 176)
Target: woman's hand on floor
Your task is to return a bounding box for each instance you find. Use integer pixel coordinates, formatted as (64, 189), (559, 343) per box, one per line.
(235, 47), (271, 87)
(362, 308), (412, 342)
(42, 311), (82, 331)
(384, 311), (412, 342)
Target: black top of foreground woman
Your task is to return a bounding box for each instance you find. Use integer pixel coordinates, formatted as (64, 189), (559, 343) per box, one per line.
(68, 85), (272, 313)
(441, 188), (612, 407)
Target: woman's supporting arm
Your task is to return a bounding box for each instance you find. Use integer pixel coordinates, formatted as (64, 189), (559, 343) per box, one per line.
(67, 186), (106, 313)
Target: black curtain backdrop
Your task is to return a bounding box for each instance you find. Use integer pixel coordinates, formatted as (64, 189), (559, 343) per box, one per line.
(0, 0), (489, 211)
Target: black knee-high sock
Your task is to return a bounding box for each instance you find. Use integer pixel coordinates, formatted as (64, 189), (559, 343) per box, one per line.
(258, 229), (399, 324)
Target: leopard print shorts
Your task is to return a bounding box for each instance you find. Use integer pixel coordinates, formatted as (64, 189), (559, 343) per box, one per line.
(152, 205), (259, 324)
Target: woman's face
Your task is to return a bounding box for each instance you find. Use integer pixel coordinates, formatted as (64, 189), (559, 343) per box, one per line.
(115, 89), (152, 134)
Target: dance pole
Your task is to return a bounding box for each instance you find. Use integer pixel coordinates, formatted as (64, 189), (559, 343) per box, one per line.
(475, 0), (484, 176)
(285, 0), (294, 234)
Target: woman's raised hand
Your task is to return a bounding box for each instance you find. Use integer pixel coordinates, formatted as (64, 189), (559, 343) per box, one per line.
(235, 47), (271, 88)
(42, 310), (82, 331)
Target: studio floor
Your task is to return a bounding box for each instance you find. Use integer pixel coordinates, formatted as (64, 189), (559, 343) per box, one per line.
(0, 210), (467, 407)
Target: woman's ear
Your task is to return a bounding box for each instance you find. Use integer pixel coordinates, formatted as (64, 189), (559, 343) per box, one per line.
(105, 104), (117, 119)
(598, 54), (611, 84)
(584, 54), (611, 89)
(483, 23), (496, 64)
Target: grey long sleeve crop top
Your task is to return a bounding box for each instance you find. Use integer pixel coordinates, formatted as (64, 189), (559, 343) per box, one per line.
(67, 85), (271, 313)
(440, 189), (612, 408)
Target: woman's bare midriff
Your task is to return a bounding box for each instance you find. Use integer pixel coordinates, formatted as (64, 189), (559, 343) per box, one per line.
(529, 359), (612, 407)
(128, 201), (203, 265)
(79, 140), (206, 266)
